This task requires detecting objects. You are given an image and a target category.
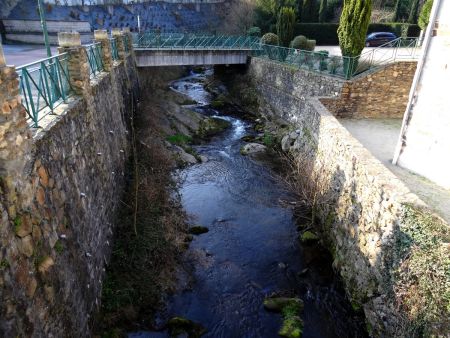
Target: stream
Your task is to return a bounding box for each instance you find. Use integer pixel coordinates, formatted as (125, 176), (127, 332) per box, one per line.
(130, 69), (367, 338)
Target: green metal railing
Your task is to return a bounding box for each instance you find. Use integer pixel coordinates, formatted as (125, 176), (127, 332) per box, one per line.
(110, 38), (119, 60)
(252, 37), (419, 80)
(85, 42), (104, 77)
(17, 54), (73, 127)
(135, 32), (260, 49)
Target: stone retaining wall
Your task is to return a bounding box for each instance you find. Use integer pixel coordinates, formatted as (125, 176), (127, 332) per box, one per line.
(0, 30), (139, 337)
(321, 62), (417, 119)
(243, 57), (448, 336)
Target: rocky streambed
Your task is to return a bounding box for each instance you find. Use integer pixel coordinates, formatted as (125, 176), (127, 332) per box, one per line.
(126, 68), (368, 338)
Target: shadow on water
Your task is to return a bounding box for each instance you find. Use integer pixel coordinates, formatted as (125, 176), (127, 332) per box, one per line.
(129, 69), (368, 338)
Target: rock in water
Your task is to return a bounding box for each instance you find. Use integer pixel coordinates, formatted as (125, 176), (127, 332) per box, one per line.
(197, 117), (231, 138)
(189, 225), (209, 235)
(263, 297), (304, 312)
(300, 231), (319, 244)
(279, 316), (303, 338)
(167, 317), (207, 337)
(240, 143), (267, 156)
(264, 297), (304, 338)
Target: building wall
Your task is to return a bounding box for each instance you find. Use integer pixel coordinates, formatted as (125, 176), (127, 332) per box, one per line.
(321, 62), (417, 119)
(0, 42), (139, 336)
(395, 0), (450, 189)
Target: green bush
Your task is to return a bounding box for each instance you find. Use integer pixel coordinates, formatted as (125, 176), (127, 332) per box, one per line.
(290, 35), (308, 49)
(247, 26), (261, 37)
(277, 7), (296, 47)
(293, 23), (420, 45)
(261, 32), (280, 45)
(305, 39), (316, 51)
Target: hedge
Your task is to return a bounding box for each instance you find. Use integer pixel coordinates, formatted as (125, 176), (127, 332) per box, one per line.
(293, 23), (421, 45)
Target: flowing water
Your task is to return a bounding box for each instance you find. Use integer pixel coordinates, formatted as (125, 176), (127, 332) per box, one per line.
(130, 70), (367, 338)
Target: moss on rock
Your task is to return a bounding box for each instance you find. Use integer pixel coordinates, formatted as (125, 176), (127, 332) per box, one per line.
(197, 118), (231, 138)
(300, 231), (319, 244)
(167, 316), (207, 337)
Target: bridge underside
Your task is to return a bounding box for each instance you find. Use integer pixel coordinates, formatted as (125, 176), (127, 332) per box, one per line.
(135, 49), (251, 67)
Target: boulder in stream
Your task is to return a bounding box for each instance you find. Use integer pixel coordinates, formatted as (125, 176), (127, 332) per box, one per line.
(197, 117), (231, 138)
(240, 143), (267, 156)
(264, 297), (304, 338)
(189, 225), (209, 235)
(167, 316), (206, 337)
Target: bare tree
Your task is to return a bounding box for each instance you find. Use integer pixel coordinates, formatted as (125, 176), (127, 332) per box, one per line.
(219, 0), (256, 35)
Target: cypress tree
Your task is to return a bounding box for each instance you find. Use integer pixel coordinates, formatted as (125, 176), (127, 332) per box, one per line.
(318, 0), (328, 23)
(277, 7), (296, 47)
(338, 0), (372, 77)
(418, 0), (433, 30)
(338, 0), (372, 57)
(301, 0), (317, 23)
(408, 0), (420, 24)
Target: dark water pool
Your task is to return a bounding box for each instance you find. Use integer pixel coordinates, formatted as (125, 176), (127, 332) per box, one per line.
(129, 70), (367, 338)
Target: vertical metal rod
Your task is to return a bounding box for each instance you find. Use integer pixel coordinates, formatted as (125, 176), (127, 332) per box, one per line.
(37, 0), (52, 58)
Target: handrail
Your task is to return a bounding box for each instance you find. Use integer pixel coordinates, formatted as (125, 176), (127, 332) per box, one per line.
(84, 42), (104, 77)
(16, 53), (73, 127)
(134, 32), (260, 49)
(110, 38), (119, 60)
(252, 37), (419, 80)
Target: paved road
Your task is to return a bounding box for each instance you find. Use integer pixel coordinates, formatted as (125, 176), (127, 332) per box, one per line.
(3, 44), (58, 67)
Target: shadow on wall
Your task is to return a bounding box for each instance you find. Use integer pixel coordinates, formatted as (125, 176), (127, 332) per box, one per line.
(292, 100), (450, 337)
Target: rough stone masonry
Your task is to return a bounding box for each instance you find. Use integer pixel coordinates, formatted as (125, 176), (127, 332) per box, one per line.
(0, 30), (139, 336)
(236, 57), (448, 337)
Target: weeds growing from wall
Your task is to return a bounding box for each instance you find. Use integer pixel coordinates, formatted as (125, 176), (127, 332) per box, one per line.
(392, 204), (450, 336)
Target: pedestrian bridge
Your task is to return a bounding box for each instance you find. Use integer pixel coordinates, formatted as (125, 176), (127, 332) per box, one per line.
(133, 33), (258, 66)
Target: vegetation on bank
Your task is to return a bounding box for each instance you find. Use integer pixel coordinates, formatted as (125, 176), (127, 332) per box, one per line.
(96, 100), (189, 334)
(393, 204), (450, 336)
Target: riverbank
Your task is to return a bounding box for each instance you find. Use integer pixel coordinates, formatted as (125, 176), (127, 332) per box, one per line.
(119, 67), (368, 337)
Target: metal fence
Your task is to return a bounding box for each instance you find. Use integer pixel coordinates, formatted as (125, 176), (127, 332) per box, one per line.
(85, 42), (104, 78)
(135, 32), (260, 49)
(123, 34), (130, 53)
(110, 38), (119, 60)
(16, 54), (72, 128)
(252, 37), (419, 80)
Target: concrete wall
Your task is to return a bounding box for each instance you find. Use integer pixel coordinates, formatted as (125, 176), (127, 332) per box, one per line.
(394, 0), (450, 189)
(321, 62), (417, 119)
(135, 49), (251, 67)
(2, 19), (91, 33)
(3, 19), (93, 45)
(242, 57), (449, 337)
(0, 32), (139, 336)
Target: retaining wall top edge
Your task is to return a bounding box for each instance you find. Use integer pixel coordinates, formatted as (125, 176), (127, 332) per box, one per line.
(308, 97), (425, 207)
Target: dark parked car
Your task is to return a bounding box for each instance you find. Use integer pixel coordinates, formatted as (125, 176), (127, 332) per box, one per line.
(365, 32), (397, 47)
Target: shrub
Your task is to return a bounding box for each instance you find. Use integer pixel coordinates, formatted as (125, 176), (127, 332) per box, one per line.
(290, 35), (308, 49)
(418, 0), (433, 30)
(305, 39), (316, 51)
(261, 32), (280, 45)
(277, 7), (296, 47)
(247, 26), (261, 37)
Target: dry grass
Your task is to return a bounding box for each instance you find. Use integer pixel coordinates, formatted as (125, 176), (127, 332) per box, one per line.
(279, 149), (332, 226)
(97, 89), (189, 333)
